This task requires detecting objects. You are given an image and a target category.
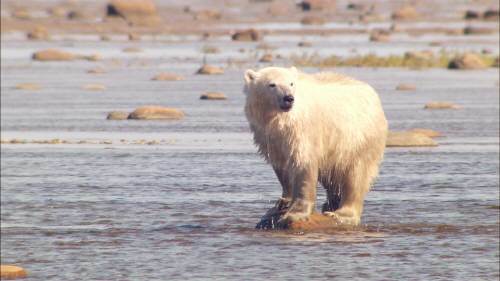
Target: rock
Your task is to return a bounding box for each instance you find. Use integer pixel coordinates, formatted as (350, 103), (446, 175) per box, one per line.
(298, 0), (335, 11)
(201, 45), (220, 54)
(386, 131), (438, 147)
(404, 50), (433, 60)
(408, 128), (441, 138)
(347, 3), (365, 10)
(286, 212), (341, 231)
(464, 10), (480, 19)
(10, 139), (27, 144)
(87, 67), (106, 74)
(483, 9), (499, 21)
(106, 0), (161, 26)
(128, 106), (185, 120)
(12, 9), (31, 20)
(369, 30), (390, 42)
(123, 47), (142, 53)
(100, 34), (111, 41)
(267, 2), (290, 16)
(448, 53), (487, 70)
(193, 9), (221, 21)
(259, 54), (273, 62)
(67, 10), (91, 20)
(298, 41), (313, 47)
(32, 49), (76, 61)
(391, 6), (418, 20)
(395, 83), (416, 91)
(151, 73), (184, 81)
(300, 16), (326, 25)
(424, 102), (461, 110)
(107, 111), (129, 120)
(128, 33), (140, 41)
(196, 65), (224, 75)
(83, 84), (106, 91)
(48, 6), (67, 18)
(15, 83), (41, 90)
(0, 265), (27, 279)
(200, 92), (227, 100)
(231, 29), (261, 41)
(83, 54), (102, 61)
(463, 26), (495, 35)
(27, 25), (49, 40)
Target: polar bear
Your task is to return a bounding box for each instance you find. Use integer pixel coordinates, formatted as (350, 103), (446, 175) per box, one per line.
(244, 66), (387, 229)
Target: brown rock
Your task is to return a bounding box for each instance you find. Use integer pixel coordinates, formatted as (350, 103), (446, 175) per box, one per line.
(424, 102), (461, 110)
(259, 54), (273, 62)
(286, 212), (341, 231)
(386, 131), (438, 147)
(200, 92), (227, 100)
(128, 106), (185, 120)
(391, 6), (418, 20)
(106, 0), (161, 26)
(193, 10), (221, 21)
(27, 26), (49, 40)
(128, 33), (141, 41)
(408, 128), (442, 138)
(369, 30), (390, 42)
(483, 9), (499, 21)
(151, 73), (184, 81)
(15, 83), (41, 90)
(268, 2), (291, 16)
(463, 26), (495, 35)
(404, 50), (433, 60)
(12, 9), (31, 20)
(67, 10), (92, 20)
(298, 0), (335, 11)
(48, 6), (67, 18)
(123, 47), (142, 53)
(83, 54), (102, 61)
(231, 29), (261, 41)
(464, 10), (480, 19)
(107, 111), (129, 120)
(0, 265), (27, 279)
(87, 67), (106, 74)
(448, 53), (487, 70)
(83, 84), (106, 91)
(298, 41), (313, 47)
(196, 65), (224, 75)
(395, 83), (416, 91)
(100, 35), (111, 41)
(32, 49), (76, 61)
(300, 16), (326, 25)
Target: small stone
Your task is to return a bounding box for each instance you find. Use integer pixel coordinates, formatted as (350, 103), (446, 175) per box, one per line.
(391, 6), (418, 20)
(231, 29), (261, 41)
(386, 131), (438, 147)
(15, 83), (41, 90)
(123, 47), (142, 53)
(32, 49), (76, 61)
(369, 31), (390, 42)
(424, 102), (461, 110)
(12, 9), (31, 20)
(0, 265), (28, 279)
(300, 16), (326, 25)
(128, 106), (185, 120)
(448, 53), (487, 70)
(483, 9), (499, 21)
(259, 54), (273, 62)
(107, 111), (129, 120)
(407, 128), (441, 138)
(87, 67), (106, 74)
(196, 65), (224, 75)
(151, 73), (184, 81)
(298, 41), (313, 47)
(128, 33), (141, 41)
(200, 92), (227, 100)
(83, 84), (106, 91)
(27, 25), (49, 40)
(395, 83), (416, 91)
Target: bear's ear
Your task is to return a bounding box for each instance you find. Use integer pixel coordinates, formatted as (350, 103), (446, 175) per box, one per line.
(244, 69), (259, 84)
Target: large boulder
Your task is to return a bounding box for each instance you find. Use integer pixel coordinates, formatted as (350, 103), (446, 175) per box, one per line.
(128, 106), (184, 120)
(106, 0), (161, 26)
(231, 29), (261, 41)
(448, 53), (487, 70)
(391, 6), (419, 20)
(386, 131), (438, 147)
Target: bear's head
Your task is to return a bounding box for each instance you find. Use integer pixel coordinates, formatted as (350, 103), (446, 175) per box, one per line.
(244, 66), (298, 112)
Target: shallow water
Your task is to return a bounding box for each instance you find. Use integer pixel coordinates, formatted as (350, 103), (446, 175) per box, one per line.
(1, 36), (499, 280)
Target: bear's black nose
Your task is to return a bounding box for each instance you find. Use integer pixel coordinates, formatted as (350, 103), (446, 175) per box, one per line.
(283, 95), (294, 103)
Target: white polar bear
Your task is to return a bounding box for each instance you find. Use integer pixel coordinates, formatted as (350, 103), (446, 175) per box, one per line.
(243, 66), (388, 229)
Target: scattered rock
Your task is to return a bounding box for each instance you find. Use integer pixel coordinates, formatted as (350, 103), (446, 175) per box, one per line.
(231, 29), (261, 41)
(408, 128), (442, 138)
(298, 41), (313, 47)
(267, 2), (290, 16)
(87, 67), (106, 74)
(483, 9), (499, 21)
(300, 16), (326, 25)
(67, 10), (91, 20)
(386, 131), (438, 147)
(151, 73), (184, 81)
(193, 9), (221, 21)
(48, 6), (67, 18)
(259, 54), (273, 62)
(196, 65), (224, 75)
(347, 3), (366, 10)
(107, 111), (129, 120)
(424, 102), (461, 110)
(15, 83), (41, 90)
(448, 53), (487, 70)
(369, 30), (390, 42)
(32, 49), (76, 61)
(128, 33), (141, 41)
(391, 6), (418, 20)
(395, 83), (416, 91)
(100, 34), (111, 41)
(106, 0), (161, 26)
(201, 45), (220, 54)
(298, 0), (335, 11)
(83, 84), (106, 91)
(0, 265), (27, 279)
(123, 47), (142, 53)
(404, 50), (433, 60)
(27, 25), (49, 40)
(464, 10), (480, 19)
(12, 9), (31, 20)
(200, 92), (227, 100)
(9, 139), (27, 144)
(463, 26), (495, 35)
(128, 106), (185, 120)
(83, 54), (102, 61)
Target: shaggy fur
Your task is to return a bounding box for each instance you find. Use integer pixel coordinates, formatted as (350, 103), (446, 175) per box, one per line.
(244, 66), (387, 227)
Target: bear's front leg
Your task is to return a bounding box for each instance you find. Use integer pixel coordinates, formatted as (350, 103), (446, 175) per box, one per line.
(277, 164), (318, 229)
(255, 197), (291, 229)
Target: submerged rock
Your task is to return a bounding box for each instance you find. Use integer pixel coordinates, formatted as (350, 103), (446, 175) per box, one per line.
(395, 83), (416, 91)
(200, 92), (227, 100)
(151, 73), (184, 81)
(408, 128), (442, 138)
(128, 106), (184, 120)
(386, 131), (438, 147)
(0, 265), (27, 279)
(107, 111), (129, 120)
(15, 83), (41, 90)
(231, 29), (261, 41)
(32, 49), (76, 61)
(196, 65), (224, 75)
(424, 102), (461, 110)
(448, 53), (487, 70)
(83, 84), (106, 91)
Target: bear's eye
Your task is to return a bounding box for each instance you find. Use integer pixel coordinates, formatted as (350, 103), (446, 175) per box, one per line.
(290, 82), (294, 87)
(269, 83), (276, 88)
